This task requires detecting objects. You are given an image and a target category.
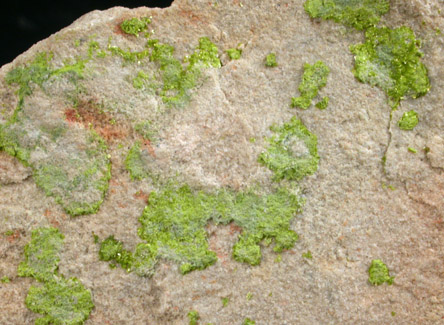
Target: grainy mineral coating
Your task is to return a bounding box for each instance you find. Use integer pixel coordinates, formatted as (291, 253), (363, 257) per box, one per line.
(291, 61), (330, 110)
(18, 227), (94, 324)
(350, 26), (430, 108)
(368, 259), (394, 286)
(304, 0), (390, 30)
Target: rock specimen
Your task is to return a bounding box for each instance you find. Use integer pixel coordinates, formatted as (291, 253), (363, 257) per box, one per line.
(1, 0), (443, 324)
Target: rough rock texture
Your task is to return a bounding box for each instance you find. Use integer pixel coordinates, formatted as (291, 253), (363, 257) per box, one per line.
(1, 0), (443, 324)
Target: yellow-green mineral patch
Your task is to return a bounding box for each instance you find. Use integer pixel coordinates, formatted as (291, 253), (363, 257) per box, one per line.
(120, 17), (151, 37)
(265, 53), (277, 67)
(18, 227), (94, 324)
(368, 259), (394, 286)
(97, 183), (303, 275)
(258, 117), (319, 181)
(304, 0), (390, 30)
(398, 110), (419, 130)
(145, 36), (221, 106)
(291, 61), (330, 110)
(350, 26), (430, 109)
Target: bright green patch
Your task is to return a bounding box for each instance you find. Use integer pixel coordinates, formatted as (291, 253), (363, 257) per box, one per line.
(350, 27), (430, 109)
(187, 36), (222, 69)
(398, 110), (419, 130)
(221, 297), (229, 307)
(188, 310), (200, 325)
(302, 250), (313, 259)
(120, 17), (151, 37)
(258, 117), (319, 181)
(291, 61), (330, 109)
(265, 53), (277, 67)
(147, 37), (221, 106)
(98, 236), (133, 272)
(88, 41), (107, 58)
(25, 276), (94, 325)
(226, 48), (242, 60)
(243, 318), (256, 325)
(315, 96), (329, 109)
(108, 45), (150, 63)
(391, 311), (396, 317)
(408, 147), (417, 153)
(17, 227), (64, 282)
(368, 259), (394, 285)
(18, 227), (94, 324)
(246, 292), (253, 301)
(304, 0), (390, 30)
(125, 141), (152, 181)
(138, 185), (301, 271)
(1, 276), (10, 283)
(99, 184), (302, 275)
(4, 230), (14, 236)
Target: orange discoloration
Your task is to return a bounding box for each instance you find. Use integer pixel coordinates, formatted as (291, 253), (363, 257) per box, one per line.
(143, 139), (156, 157)
(64, 99), (130, 143)
(44, 209), (60, 228)
(177, 7), (208, 26)
(134, 190), (150, 203)
(229, 223), (242, 235)
(6, 230), (20, 243)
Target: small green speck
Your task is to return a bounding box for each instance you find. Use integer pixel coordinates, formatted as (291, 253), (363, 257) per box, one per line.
(243, 318), (256, 325)
(315, 96), (329, 109)
(1, 276), (10, 283)
(274, 254), (282, 263)
(125, 141), (152, 181)
(436, 28), (442, 35)
(246, 292), (253, 301)
(391, 311), (396, 317)
(291, 61), (330, 110)
(221, 297), (229, 307)
(134, 120), (156, 140)
(226, 48), (242, 60)
(120, 17), (151, 37)
(304, 0), (390, 30)
(408, 147), (417, 153)
(4, 230), (14, 236)
(92, 232), (99, 244)
(188, 310), (200, 325)
(424, 146), (430, 154)
(74, 39), (80, 47)
(368, 259), (394, 286)
(265, 53), (277, 67)
(398, 110), (419, 130)
(302, 250), (313, 259)
(98, 235), (133, 272)
(249, 137), (256, 143)
(132, 71), (151, 90)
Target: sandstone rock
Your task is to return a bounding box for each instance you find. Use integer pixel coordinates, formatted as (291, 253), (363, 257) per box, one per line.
(1, 1), (443, 324)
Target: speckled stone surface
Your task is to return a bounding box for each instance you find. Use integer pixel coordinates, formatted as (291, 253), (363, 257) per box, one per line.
(1, 0), (443, 323)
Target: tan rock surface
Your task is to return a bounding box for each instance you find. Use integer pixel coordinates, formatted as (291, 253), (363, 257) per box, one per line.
(1, 1), (443, 324)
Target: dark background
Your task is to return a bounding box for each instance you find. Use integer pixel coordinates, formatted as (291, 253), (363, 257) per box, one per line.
(0, 0), (173, 66)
